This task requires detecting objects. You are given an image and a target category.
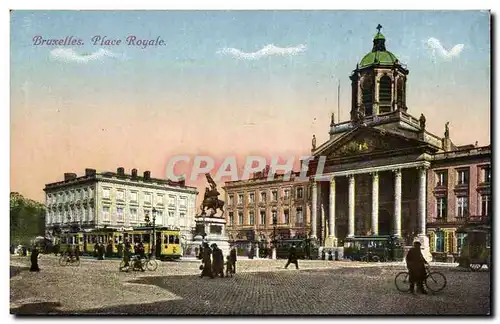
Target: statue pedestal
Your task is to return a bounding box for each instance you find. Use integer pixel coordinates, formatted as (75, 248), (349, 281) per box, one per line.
(192, 215), (230, 257)
(414, 234), (433, 263)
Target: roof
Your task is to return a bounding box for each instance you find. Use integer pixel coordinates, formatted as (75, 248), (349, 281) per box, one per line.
(360, 50), (398, 67)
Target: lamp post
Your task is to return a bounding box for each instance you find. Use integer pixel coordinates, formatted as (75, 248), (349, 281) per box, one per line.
(272, 214), (277, 260)
(152, 208), (157, 259)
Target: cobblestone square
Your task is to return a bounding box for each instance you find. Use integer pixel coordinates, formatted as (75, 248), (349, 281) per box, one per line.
(10, 256), (491, 315)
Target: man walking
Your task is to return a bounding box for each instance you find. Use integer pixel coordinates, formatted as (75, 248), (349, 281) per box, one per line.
(284, 244), (299, 269)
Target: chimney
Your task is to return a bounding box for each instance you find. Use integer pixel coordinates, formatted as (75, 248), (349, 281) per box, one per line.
(117, 167), (125, 176)
(131, 169), (138, 179)
(64, 173), (77, 181)
(85, 168), (96, 177)
(143, 171), (151, 181)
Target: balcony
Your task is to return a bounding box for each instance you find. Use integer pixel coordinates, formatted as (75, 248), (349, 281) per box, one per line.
(427, 217), (448, 225)
(467, 215), (490, 225)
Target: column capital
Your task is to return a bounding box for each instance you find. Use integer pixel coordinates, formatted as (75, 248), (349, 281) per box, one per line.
(417, 165), (430, 171)
(347, 174), (355, 181)
(392, 168), (402, 176)
(370, 171), (379, 178)
(330, 177), (336, 185)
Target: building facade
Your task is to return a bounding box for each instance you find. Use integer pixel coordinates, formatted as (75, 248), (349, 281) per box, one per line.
(223, 168), (310, 246)
(44, 167), (198, 243)
(223, 27), (491, 259)
(426, 146), (491, 260)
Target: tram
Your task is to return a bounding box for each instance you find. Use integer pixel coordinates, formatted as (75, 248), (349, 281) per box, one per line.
(456, 224), (491, 271)
(58, 226), (183, 260)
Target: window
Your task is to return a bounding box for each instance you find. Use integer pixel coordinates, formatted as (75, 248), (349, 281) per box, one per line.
(260, 211), (266, 225)
(117, 207), (124, 221)
(169, 235), (175, 244)
(482, 166), (491, 184)
(456, 168), (469, 186)
(168, 195), (176, 206)
(229, 212), (234, 226)
(457, 196), (468, 217)
(180, 197), (187, 207)
(435, 171), (448, 187)
(284, 189), (290, 199)
(260, 192), (266, 202)
(65, 191), (69, 202)
(130, 208), (137, 222)
(116, 190), (125, 201)
(156, 194), (164, 205)
(284, 210), (290, 224)
(156, 210), (163, 225)
(238, 194), (244, 205)
(481, 194), (491, 217)
(296, 187), (303, 199)
(88, 207), (94, 222)
(361, 76), (374, 115)
(436, 197), (447, 218)
(457, 233), (466, 253)
(168, 211), (175, 218)
(297, 208), (304, 224)
(82, 207), (87, 222)
(435, 231), (445, 253)
(249, 193), (255, 203)
(88, 188), (94, 199)
(238, 212), (244, 225)
(102, 206), (110, 221)
(75, 190), (81, 201)
(272, 191), (278, 201)
(83, 189), (87, 199)
(144, 192), (152, 204)
(229, 195), (234, 205)
(272, 210), (278, 225)
(180, 212), (185, 218)
(378, 76), (392, 114)
(249, 211), (255, 225)
(102, 188), (110, 199)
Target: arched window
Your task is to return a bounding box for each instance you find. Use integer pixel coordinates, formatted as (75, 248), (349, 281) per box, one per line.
(379, 75), (392, 113)
(361, 76), (373, 116)
(396, 77), (404, 108)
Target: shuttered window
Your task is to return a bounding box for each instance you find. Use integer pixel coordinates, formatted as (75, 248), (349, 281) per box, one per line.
(429, 232), (436, 252)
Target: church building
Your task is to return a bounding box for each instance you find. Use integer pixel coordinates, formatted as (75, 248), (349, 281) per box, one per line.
(307, 25), (490, 259)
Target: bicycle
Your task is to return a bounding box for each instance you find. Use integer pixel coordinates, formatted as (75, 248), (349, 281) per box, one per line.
(119, 255), (158, 272)
(394, 265), (447, 293)
(58, 255), (80, 267)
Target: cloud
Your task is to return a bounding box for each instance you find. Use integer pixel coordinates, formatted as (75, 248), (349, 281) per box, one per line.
(426, 37), (464, 60)
(216, 44), (307, 60)
(50, 48), (125, 63)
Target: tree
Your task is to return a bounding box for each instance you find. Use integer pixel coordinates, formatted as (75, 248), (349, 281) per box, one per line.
(10, 192), (46, 245)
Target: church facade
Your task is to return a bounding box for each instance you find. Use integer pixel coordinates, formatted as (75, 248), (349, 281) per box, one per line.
(307, 26), (490, 259)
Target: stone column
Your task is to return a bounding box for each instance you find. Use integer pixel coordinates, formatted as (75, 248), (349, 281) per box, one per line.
(371, 172), (379, 235)
(328, 177), (336, 246)
(416, 166), (432, 262)
(418, 167), (427, 235)
(393, 169), (402, 238)
(318, 183), (323, 243)
(348, 175), (355, 237)
(311, 182), (318, 239)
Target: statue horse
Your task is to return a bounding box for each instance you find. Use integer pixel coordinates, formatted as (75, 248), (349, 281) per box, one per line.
(200, 197), (225, 217)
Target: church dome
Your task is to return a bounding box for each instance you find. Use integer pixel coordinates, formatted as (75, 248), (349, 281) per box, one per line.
(359, 27), (399, 68)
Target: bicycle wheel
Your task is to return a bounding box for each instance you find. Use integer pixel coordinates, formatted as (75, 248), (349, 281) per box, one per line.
(372, 255), (380, 262)
(146, 259), (158, 271)
(58, 256), (67, 266)
(395, 272), (411, 292)
(119, 260), (130, 272)
(425, 271), (447, 293)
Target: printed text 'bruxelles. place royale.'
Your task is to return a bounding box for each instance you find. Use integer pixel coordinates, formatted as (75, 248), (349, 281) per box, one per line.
(32, 35), (167, 49)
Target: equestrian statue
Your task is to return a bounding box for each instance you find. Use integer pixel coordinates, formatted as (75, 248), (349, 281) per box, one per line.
(200, 173), (225, 217)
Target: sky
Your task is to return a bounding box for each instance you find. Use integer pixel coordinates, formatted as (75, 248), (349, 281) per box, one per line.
(10, 10), (491, 203)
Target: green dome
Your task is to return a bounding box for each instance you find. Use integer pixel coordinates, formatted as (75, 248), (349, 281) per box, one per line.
(360, 50), (398, 67)
(359, 31), (399, 68)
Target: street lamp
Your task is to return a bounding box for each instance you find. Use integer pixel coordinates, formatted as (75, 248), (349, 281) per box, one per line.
(152, 208), (157, 259)
(272, 213), (277, 259)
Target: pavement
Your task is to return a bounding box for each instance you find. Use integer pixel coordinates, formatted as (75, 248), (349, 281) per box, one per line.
(9, 255), (490, 315)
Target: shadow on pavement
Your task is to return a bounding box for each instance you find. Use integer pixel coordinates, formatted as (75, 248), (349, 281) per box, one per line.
(11, 302), (63, 315)
(10, 266), (30, 279)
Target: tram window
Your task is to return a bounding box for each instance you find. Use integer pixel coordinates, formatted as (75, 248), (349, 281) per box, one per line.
(133, 234), (141, 243)
(174, 235), (180, 244)
(143, 235), (150, 244)
(164, 236), (169, 244)
(169, 235), (175, 244)
(79, 237), (83, 243)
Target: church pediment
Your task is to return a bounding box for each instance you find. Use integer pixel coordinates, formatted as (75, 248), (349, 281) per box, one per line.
(322, 127), (423, 159)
